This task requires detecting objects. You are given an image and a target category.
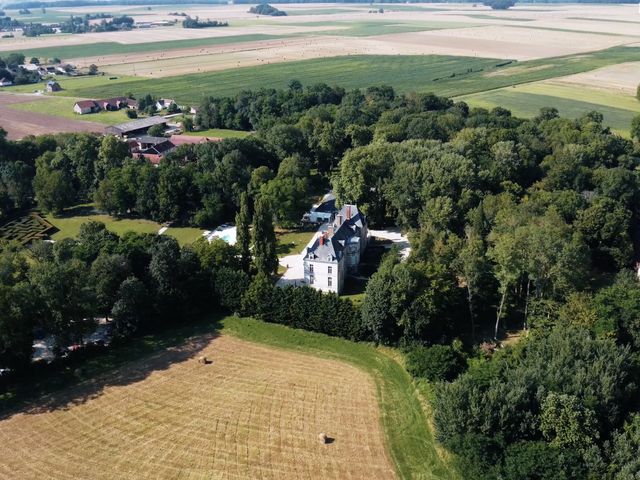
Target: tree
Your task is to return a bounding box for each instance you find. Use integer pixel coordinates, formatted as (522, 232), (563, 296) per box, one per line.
(33, 156), (75, 215)
(540, 393), (599, 452)
(147, 124), (165, 137)
(484, 0), (516, 9)
(96, 135), (129, 182)
(29, 258), (96, 348)
(111, 276), (149, 338)
(235, 191), (251, 272)
(631, 114), (640, 140)
(405, 344), (466, 382)
(251, 196), (278, 276)
(88, 64), (98, 75)
(0, 282), (37, 368)
(29, 57), (39, 65)
(90, 253), (131, 318)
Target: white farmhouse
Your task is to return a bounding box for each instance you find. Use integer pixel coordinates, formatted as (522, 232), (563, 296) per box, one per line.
(303, 204), (368, 294)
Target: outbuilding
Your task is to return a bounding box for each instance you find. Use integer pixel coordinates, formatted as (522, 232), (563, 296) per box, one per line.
(105, 116), (168, 138)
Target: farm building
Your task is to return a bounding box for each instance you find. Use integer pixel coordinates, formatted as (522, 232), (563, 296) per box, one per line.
(303, 204), (368, 294)
(96, 97), (131, 111)
(105, 116), (168, 138)
(46, 81), (61, 92)
(129, 136), (176, 163)
(73, 100), (99, 114)
(0, 78), (13, 87)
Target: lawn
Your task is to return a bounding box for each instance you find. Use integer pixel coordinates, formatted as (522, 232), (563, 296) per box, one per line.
(0, 315), (460, 479)
(276, 228), (315, 257)
(8, 95), (133, 125)
(43, 205), (203, 246)
(52, 46), (640, 105)
(1, 74), (144, 95)
(185, 128), (251, 139)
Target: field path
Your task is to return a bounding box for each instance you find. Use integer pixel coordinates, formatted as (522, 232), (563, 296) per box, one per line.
(0, 93), (103, 140)
(0, 334), (396, 479)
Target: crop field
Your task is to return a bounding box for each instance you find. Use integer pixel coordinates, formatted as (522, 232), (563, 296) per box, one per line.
(0, 328), (397, 479)
(1, 3), (640, 134)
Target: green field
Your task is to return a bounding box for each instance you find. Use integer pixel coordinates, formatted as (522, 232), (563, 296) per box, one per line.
(41, 46), (640, 106)
(44, 206), (203, 246)
(9, 95), (133, 125)
(186, 128), (251, 139)
(59, 55), (504, 104)
(461, 85), (640, 135)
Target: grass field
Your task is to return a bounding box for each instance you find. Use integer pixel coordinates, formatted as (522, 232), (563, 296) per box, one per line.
(43, 46), (640, 106)
(186, 128), (251, 139)
(460, 86), (640, 135)
(44, 206), (203, 246)
(0, 316), (459, 479)
(9, 95), (133, 125)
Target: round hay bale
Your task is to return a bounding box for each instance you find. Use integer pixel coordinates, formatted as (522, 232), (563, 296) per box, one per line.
(318, 432), (328, 444)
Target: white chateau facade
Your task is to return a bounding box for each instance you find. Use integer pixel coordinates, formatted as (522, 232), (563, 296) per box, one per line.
(303, 204), (368, 294)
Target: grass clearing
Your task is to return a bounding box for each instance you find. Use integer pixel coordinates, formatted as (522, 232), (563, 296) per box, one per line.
(186, 128), (251, 139)
(276, 228), (315, 257)
(0, 315), (459, 479)
(43, 205), (201, 246)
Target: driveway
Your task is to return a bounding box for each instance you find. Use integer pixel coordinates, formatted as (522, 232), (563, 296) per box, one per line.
(276, 224), (324, 288)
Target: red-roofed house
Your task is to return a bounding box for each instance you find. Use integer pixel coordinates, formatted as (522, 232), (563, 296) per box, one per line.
(169, 135), (222, 146)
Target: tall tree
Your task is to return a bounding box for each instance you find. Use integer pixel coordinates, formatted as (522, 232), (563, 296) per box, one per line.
(251, 196), (278, 276)
(235, 191), (251, 272)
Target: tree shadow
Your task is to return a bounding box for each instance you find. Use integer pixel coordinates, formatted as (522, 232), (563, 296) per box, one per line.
(1, 323), (221, 420)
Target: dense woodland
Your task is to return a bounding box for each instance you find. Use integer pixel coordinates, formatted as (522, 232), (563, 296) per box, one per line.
(2, 81), (640, 478)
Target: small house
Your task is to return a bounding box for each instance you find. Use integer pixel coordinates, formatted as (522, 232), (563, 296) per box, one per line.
(46, 81), (61, 92)
(156, 98), (175, 111)
(73, 100), (99, 115)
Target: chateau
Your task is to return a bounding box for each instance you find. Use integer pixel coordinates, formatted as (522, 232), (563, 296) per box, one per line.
(303, 204), (368, 294)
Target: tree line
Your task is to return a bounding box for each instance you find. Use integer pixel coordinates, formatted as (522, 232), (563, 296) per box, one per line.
(3, 81), (640, 476)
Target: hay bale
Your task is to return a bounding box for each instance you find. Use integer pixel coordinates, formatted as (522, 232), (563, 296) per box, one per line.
(198, 356), (207, 364)
(318, 432), (328, 444)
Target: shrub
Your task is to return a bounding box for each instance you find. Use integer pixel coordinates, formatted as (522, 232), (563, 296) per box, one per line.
(405, 344), (466, 382)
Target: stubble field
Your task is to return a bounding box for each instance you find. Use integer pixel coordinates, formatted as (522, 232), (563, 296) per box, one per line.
(0, 334), (396, 480)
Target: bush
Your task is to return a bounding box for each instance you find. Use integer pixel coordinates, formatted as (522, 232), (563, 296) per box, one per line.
(126, 109), (138, 119)
(405, 344), (466, 382)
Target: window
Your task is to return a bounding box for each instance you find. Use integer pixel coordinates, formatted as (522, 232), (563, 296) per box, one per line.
(309, 264), (314, 273)
(328, 277), (332, 287)
(328, 266), (332, 274)
(310, 277), (314, 285)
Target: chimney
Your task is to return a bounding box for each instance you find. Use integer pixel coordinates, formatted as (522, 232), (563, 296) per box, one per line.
(319, 235), (325, 246)
(327, 226), (334, 237)
(346, 205), (352, 220)
(336, 214), (343, 226)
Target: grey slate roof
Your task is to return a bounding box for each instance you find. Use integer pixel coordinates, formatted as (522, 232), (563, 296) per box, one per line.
(304, 204), (365, 263)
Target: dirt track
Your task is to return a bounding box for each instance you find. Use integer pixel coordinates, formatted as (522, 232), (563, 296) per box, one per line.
(0, 94), (103, 140)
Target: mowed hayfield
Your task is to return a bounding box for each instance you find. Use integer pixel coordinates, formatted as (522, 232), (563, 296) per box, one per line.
(0, 317), (459, 480)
